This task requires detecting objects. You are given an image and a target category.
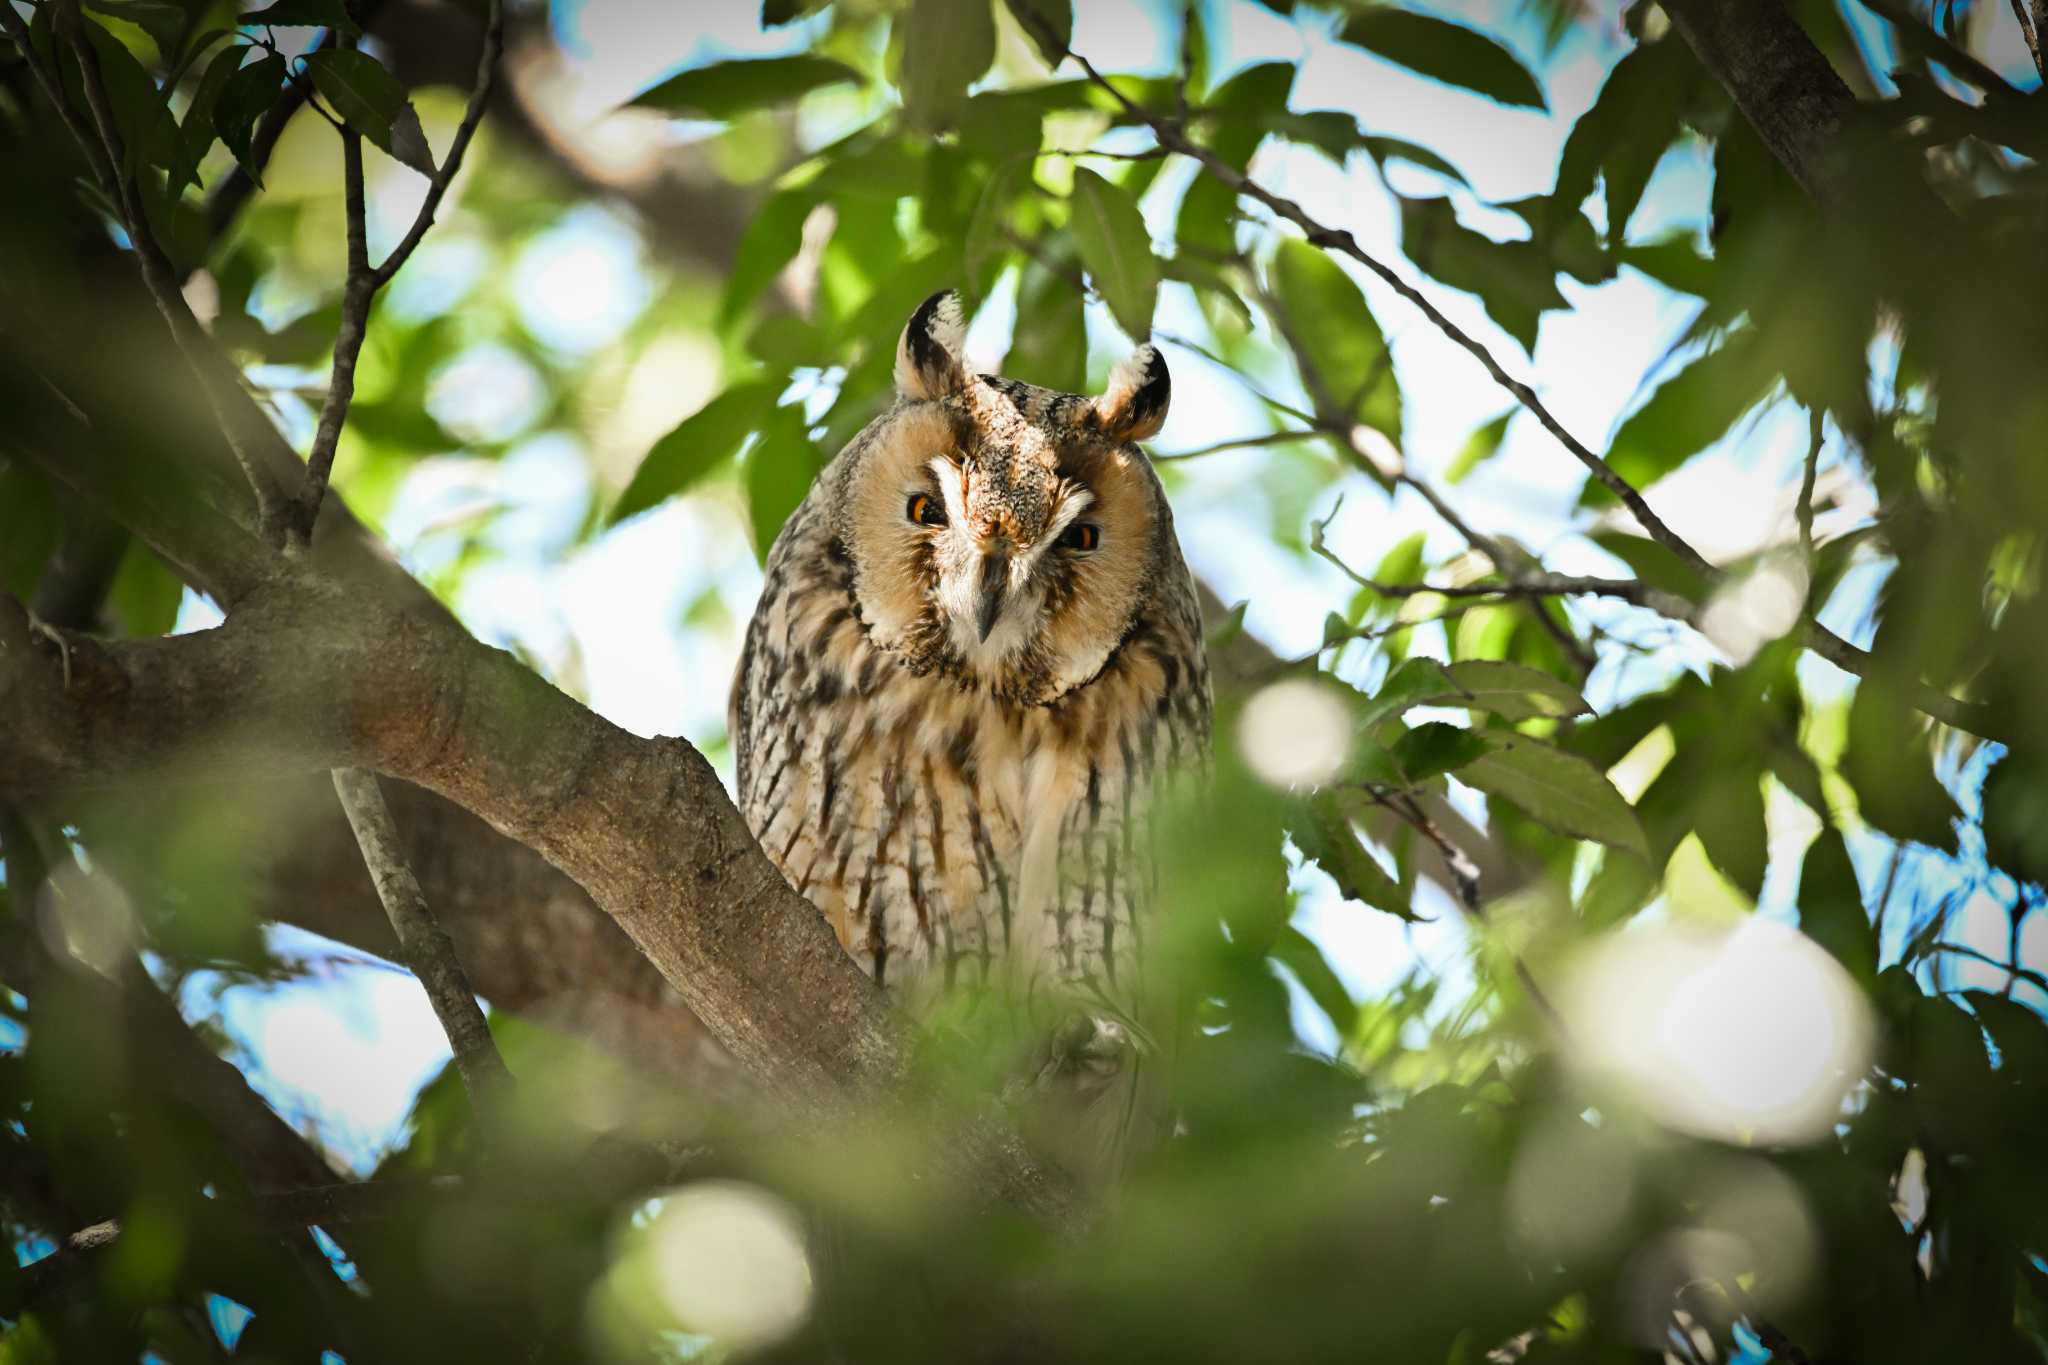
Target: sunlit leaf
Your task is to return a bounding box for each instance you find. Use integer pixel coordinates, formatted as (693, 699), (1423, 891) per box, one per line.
(1459, 735), (1647, 857)
(628, 54), (862, 119)
(304, 48), (434, 176)
(898, 0), (996, 128)
(1271, 926), (1358, 1036)
(610, 379), (781, 526)
(1550, 36), (1699, 245)
(1068, 167), (1157, 340)
(720, 187), (816, 329)
(1411, 660), (1590, 722)
(87, 0), (188, 52)
(1338, 9), (1545, 110)
(1270, 238), (1401, 445)
(1004, 250), (1087, 392)
(1445, 410), (1510, 483)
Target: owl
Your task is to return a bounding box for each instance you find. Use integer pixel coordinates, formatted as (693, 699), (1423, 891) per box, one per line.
(730, 290), (1211, 1014)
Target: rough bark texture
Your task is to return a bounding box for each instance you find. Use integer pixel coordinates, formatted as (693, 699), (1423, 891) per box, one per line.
(1659, 0), (1860, 210)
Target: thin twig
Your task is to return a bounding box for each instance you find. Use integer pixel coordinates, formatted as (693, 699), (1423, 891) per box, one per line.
(294, 0), (502, 542)
(331, 768), (512, 1111)
(1798, 405), (1822, 562)
(1021, 3), (2006, 742)
(367, 0), (503, 289)
(2012, 0), (2048, 81)
(1155, 429), (1317, 461)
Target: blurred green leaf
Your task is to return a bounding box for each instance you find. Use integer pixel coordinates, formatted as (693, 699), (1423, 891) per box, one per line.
(1271, 926), (1358, 1036)
(1799, 826), (1879, 982)
(1460, 735), (1647, 857)
(107, 541), (183, 637)
(1584, 327), (1774, 507)
(1841, 674), (1960, 853)
(239, 0), (361, 37)
(171, 41), (245, 197)
(1445, 410), (1511, 483)
(720, 186), (815, 329)
(1338, 9), (1545, 110)
(609, 378), (780, 526)
(1693, 766), (1767, 899)
(1981, 753), (2048, 887)
(1291, 793), (1418, 920)
(898, 0), (996, 129)
(628, 54), (862, 119)
(1271, 237), (1401, 445)
(1002, 0), (1072, 68)
(745, 405), (820, 561)
(1177, 62), (1293, 258)
(1618, 233), (1716, 297)
(1068, 166), (1157, 340)
(1004, 251), (1088, 392)
(1590, 530), (1710, 602)
(87, 0), (188, 52)
(305, 48), (434, 176)
(1358, 134), (1472, 187)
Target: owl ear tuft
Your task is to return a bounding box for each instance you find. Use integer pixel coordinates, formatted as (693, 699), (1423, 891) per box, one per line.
(896, 290), (967, 400)
(1093, 344), (1170, 443)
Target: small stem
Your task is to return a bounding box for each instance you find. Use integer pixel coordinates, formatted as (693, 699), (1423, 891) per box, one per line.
(2012, 0), (2048, 81)
(331, 768), (512, 1112)
(1798, 406), (1822, 563)
(295, 128), (371, 546)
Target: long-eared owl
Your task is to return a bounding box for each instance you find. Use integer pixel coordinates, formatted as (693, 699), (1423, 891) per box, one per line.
(731, 291), (1211, 1013)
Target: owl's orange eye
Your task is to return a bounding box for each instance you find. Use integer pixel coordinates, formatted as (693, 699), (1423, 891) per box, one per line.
(1060, 523), (1100, 552)
(907, 493), (947, 528)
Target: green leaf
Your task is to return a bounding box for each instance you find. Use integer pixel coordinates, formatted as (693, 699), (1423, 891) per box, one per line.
(1840, 675), (1959, 853)
(1590, 530), (1709, 603)
(1399, 196), (1564, 355)
(107, 541), (184, 637)
(1359, 134), (1471, 187)
(1445, 410), (1511, 483)
(628, 54), (862, 120)
(1002, 0), (1071, 68)
(897, 0), (996, 129)
(1459, 735), (1647, 857)
(1585, 328), (1774, 507)
(1339, 9), (1545, 110)
(171, 41), (245, 197)
(720, 186), (816, 330)
(1270, 237), (1401, 446)
(1176, 62), (1294, 258)
(1798, 827), (1878, 983)
(744, 406), (820, 561)
(1271, 926), (1358, 1036)
(211, 51), (285, 184)
(1981, 753), (2048, 887)
(239, 0), (361, 37)
(1618, 235), (1716, 297)
(305, 48), (434, 176)
(762, 0), (827, 24)
(1414, 660), (1591, 722)
(1391, 722), (1489, 782)
(1693, 767), (1767, 900)
(87, 0), (189, 52)
(1291, 793), (1418, 920)
(1003, 250), (1087, 392)
(1068, 166), (1157, 340)
(609, 380), (780, 526)
(1549, 36), (1698, 246)
(78, 19), (160, 180)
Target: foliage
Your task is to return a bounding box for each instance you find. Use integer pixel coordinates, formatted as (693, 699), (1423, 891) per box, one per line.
(3, 0), (2047, 1362)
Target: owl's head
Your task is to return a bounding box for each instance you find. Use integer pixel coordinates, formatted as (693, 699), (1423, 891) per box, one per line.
(830, 290), (1174, 704)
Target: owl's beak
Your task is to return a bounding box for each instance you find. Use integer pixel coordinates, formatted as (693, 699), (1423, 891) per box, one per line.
(974, 553), (1008, 642)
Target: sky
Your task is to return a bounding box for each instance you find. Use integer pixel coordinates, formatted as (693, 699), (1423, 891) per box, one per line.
(146, 0), (2048, 1173)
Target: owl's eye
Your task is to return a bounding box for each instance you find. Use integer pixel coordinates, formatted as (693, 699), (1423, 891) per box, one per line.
(1059, 523), (1100, 553)
(907, 493), (947, 528)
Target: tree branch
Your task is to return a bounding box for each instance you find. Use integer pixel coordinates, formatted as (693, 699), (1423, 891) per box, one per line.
(331, 767), (513, 1110)
(1023, 3), (2006, 743)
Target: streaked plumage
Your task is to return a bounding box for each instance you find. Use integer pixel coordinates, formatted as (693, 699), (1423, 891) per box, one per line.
(731, 292), (1210, 1014)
